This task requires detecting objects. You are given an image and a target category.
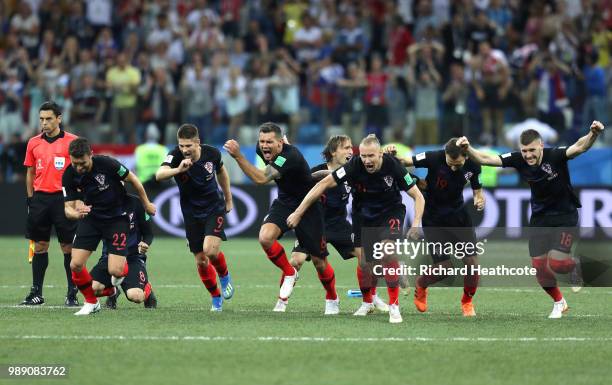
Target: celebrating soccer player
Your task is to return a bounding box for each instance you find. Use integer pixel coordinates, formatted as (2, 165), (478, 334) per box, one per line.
(21, 101), (79, 307)
(156, 124), (235, 312)
(90, 194), (157, 309)
(224, 122), (338, 313)
(457, 121), (605, 318)
(289, 135), (389, 313)
(287, 134), (425, 323)
(63, 138), (156, 315)
(386, 138), (485, 317)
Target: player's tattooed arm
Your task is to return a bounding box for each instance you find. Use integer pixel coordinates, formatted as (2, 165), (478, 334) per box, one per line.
(311, 169), (331, 181)
(287, 174), (338, 228)
(566, 120), (604, 159)
(224, 139), (271, 185)
(264, 164), (281, 182)
(456, 137), (502, 167)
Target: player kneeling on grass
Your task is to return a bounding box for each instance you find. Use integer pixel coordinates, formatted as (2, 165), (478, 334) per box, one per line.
(457, 121), (605, 318)
(156, 124), (234, 312)
(90, 195), (157, 309)
(287, 135), (425, 323)
(63, 138), (156, 316)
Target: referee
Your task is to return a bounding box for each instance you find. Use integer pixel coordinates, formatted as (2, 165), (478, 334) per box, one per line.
(20, 102), (79, 306)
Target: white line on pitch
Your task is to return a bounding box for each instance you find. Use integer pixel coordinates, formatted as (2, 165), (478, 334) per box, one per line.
(1, 335), (611, 343)
(0, 305), (608, 318)
(1, 285), (608, 293)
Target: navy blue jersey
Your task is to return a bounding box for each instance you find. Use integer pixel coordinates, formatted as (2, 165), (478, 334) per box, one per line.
(101, 195), (154, 261)
(413, 150), (482, 216)
(256, 143), (314, 208)
(161, 145), (225, 219)
(500, 147), (581, 216)
(332, 153), (416, 221)
(312, 163), (351, 223)
(62, 155), (129, 220)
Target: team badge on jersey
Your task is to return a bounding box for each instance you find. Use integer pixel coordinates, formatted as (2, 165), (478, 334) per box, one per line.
(54, 156), (65, 170)
(204, 161), (213, 174)
(464, 171), (473, 181)
(95, 174), (106, 185)
(384, 175), (394, 187)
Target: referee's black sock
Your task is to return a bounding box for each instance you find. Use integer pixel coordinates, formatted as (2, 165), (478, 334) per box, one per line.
(63, 253), (75, 290)
(32, 252), (49, 294)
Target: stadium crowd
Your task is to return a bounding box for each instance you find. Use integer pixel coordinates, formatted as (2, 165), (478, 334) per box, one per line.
(0, 0), (611, 182)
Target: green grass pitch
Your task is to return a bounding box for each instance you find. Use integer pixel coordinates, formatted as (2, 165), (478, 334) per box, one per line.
(1, 236), (611, 385)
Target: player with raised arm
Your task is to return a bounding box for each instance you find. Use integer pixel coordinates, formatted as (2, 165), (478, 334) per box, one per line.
(224, 122), (338, 314)
(289, 135), (389, 313)
(156, 124), (234, 311)
(63, 138), (156, 315)
(387, 138), (485, 317)
(287, 135), (425, 323)
(90, 194), (157, 309)
(21, 101), (79, 306)
(457, 121), (605, 318)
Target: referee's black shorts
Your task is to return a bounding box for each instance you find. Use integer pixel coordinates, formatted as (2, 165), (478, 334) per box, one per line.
(25, 191), (76, 243)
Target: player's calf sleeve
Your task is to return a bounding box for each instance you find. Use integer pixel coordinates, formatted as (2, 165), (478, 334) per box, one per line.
(383, 261), (400, 306)
(357, 266), (373, 303)
(144, 282), (152, 301)
(263, 241), (294, 276)
(532, 257), (563, 302)
(317, 263), (337, 300)
(63, 253), (74, 289)
(99, 287), (116, 297)
(197, 263), (221, 297)
(549, 258), (576, 274)
(71, 268), (97, 304)
(31, 252), (49, 291)
(211, 251), (228, 277)
(416, 268), (449, 288)
(462, 273), (480, 304)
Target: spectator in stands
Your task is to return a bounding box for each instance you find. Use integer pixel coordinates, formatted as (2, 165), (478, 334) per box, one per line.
(471, 41), (512, 145)
(181, 55), (214, 143)
(293, 12), (323, 64)
(409, 42), (442, 145)
(106, 52), (141, 144)
(71, 74), (106, 142)
(337, 61), (367, 143)
(365, 54), (389, 139)
(334, 14), (367, 67)
(0, 68), (24, 143)
(141, 67), (175, 144)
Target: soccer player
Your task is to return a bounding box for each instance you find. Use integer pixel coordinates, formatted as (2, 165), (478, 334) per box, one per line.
(224, 122), (338, 314)
(287, 135), (425, 323)
(63, 138), (156, 315)
(21, 101), (79, 306)
(387, 138), (485, 317)
(457, 121), (605, 318)
(90, 194), (157, 309)
(156, 124), (234, 311)
(289, 135), (389, 313)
